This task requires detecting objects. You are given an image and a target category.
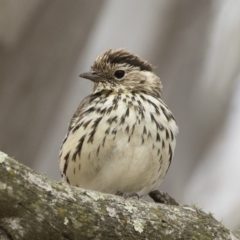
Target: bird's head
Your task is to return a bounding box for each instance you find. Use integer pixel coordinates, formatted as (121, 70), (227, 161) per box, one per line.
(80, 49), (162, 98)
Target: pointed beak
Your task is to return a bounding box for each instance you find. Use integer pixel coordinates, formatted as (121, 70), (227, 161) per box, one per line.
(79, 72), (102, 82)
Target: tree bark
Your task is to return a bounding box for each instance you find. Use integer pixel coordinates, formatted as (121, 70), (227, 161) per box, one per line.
(0, 151), (238, 240)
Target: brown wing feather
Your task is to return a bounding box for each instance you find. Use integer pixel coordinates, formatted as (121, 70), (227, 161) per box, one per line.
(68, 95), (91, 131)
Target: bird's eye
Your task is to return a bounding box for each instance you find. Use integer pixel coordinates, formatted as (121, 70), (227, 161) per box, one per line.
(114, 70), (125, 79)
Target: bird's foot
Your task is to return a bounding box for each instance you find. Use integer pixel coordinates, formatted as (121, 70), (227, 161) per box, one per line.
(116, 191), (139, 200)
(149, 190), (179, 206)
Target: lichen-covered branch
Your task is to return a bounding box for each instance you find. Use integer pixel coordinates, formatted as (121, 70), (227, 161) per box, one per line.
(0, 151), (239, 240)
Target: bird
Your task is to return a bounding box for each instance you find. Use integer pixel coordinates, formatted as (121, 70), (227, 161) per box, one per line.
(59, 49), (178, 199)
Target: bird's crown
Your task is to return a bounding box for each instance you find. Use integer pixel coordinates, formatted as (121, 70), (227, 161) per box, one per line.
(92, 48), (153, 73)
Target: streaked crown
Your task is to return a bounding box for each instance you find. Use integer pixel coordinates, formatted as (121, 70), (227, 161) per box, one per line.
(93, 49), (153, 72)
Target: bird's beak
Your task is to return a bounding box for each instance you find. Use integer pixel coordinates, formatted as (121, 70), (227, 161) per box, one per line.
(79, 72), (102, 82)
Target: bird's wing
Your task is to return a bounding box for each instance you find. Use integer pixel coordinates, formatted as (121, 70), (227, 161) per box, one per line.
(68, 95), (91, 131)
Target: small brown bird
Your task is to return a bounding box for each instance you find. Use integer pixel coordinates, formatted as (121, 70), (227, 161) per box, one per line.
(59, 49), (178, 198)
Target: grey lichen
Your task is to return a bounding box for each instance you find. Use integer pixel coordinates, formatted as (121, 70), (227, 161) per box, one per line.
(106, 206), (118, 218)
(124, 202), (137, 213)
(0, 151), (8, 163)
(86, 191), (105, 201)
(64, 217), (69, 225)
(133, 219), (144, 233)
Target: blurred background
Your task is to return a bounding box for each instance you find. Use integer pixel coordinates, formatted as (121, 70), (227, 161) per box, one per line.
(1, 0), (240, 230)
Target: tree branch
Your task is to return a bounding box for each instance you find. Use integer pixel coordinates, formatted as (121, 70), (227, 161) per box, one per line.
(0, 151), (238, 240)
